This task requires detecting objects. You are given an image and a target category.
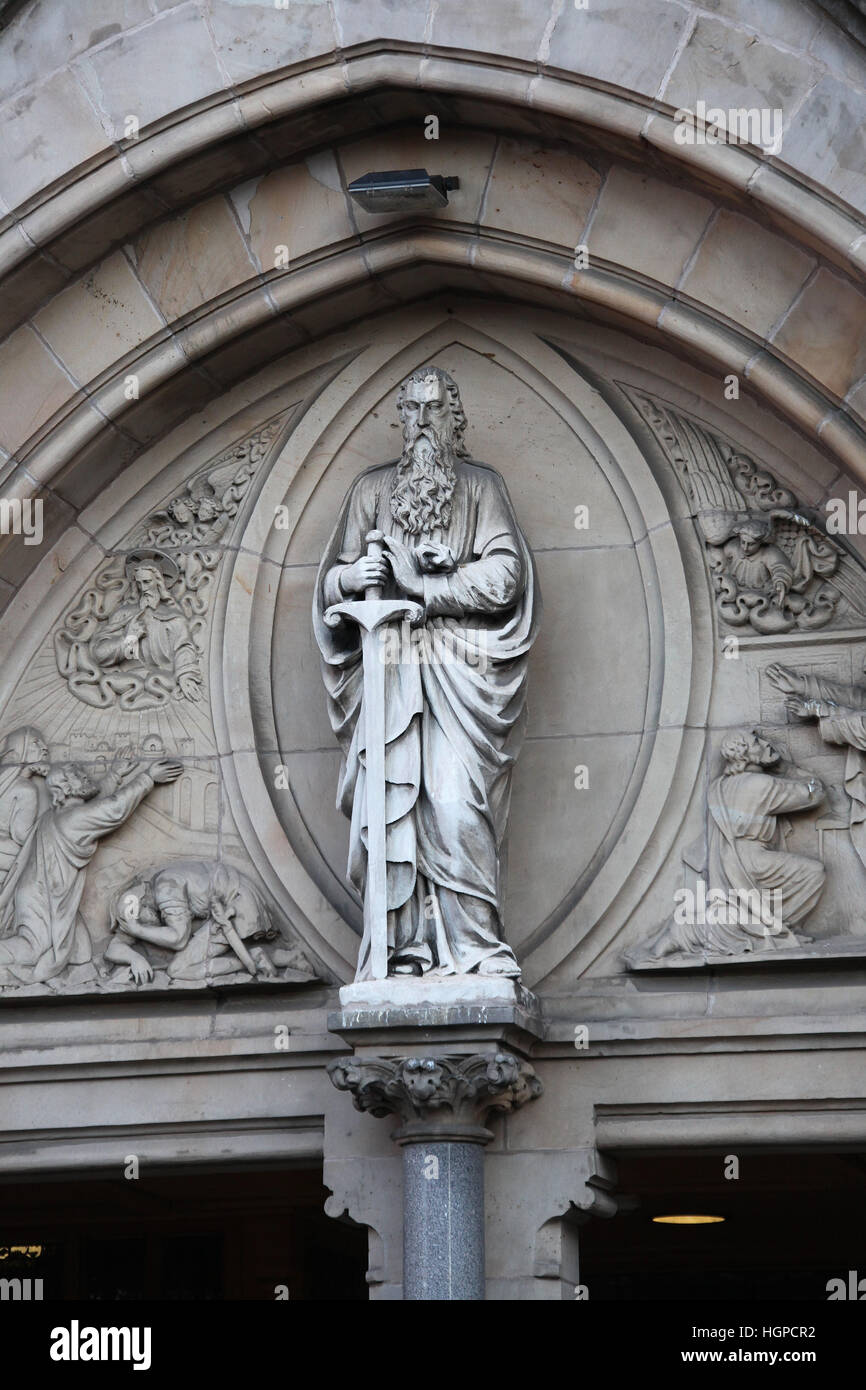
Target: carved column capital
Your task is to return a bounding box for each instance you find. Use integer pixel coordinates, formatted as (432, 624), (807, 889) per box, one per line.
(327, 1051), (542, 1143)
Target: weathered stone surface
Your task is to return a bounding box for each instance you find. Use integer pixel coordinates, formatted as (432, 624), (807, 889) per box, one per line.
(76, 7), (226, 134)
(337, 975), (536, 1011)
(482, 138), (601, 247)
(334, 0), (426, 47)
(778, 72), (866, 216)
(662, 15), (814, 117)
(507, 732), (644, 950)
(0, 0), (153, 102)
(206, 0), (337, 84)
(709, 0), (823, 48)
(0, 326), (77, 454)
(332, 976), (543, 1037)
(0, 234), (71, 342)
(808, 12), (866, 86)
(327, 1051), (542, 1131)
(246, 160), (355, 271)
(587, 167), (713, 286)
(679, 211), (815, 337)
(547, 0), (689, 98)
(772, 267), (866, 399)
(0, 486), (77, 587)
(0, 69), (109, 209)
(33, 252), (165, 386)
(430, 0), (553, 61)
(5, 0), (866, 1307)
(131, 196), (259, 323)
(531, 548), (649, 736)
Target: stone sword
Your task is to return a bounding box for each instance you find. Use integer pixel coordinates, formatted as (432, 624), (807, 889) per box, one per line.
(324, 529), (423, 979)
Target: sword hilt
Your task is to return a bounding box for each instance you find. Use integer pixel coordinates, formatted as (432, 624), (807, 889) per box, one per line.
(365, 529), (386, 600)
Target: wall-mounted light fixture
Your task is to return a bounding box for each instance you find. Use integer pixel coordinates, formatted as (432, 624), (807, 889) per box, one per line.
(347, 168), (460, 213)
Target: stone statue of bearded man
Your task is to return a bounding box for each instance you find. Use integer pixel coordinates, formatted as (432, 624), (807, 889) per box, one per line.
(314, 366), (541, 979)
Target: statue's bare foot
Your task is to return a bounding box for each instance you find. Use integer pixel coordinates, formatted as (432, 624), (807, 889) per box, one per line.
(392, 960), (421, 975)
(476, 958), (519, 977)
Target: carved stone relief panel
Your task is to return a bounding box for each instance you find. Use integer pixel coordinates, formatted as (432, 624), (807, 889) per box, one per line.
(54, 416), (284, 712)
(618, 386), (866, 970)
(7, 303), (866, 997)
(627, 388), (866, 636)
(0, 403), (320, 997)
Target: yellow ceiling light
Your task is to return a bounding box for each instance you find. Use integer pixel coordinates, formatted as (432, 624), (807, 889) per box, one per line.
(652, 1214), (725, 1225)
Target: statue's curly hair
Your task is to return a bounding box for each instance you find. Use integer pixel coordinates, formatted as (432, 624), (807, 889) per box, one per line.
(719, 731), (758, 775)
(395, 366), (470, 457)
(46, 762), (94, 807)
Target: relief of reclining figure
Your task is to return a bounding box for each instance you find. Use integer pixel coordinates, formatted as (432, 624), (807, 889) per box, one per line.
(105, 859), (315, 985)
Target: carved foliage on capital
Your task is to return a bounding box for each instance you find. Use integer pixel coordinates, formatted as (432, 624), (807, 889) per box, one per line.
(328, 1051), (542, 1131)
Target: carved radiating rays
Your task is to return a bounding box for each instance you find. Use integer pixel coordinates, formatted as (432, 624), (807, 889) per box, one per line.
(625, 386), (866, 637)
(51, 412), (290, 718)
(2, 410), (293, 761)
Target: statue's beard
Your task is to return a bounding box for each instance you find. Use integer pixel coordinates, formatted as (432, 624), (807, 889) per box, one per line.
(390, 435), (456, 536)
(138, 589), (161, 610)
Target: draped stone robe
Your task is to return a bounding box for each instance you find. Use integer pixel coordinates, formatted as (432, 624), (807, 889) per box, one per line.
(637, 767), (825, 962)
(0, 729), (46, 881)
(797, 672), (866, 871)
(705, 769), (825, 945)
(0, 770), (158, 986)
(91, 599), (198, 680)
(313, 459), (540, 978)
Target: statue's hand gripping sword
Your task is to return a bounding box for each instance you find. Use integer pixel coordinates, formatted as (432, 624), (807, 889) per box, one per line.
(324, 530), (423, 979)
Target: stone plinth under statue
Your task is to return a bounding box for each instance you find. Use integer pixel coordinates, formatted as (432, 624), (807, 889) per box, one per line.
(331, 974), (543, 1037)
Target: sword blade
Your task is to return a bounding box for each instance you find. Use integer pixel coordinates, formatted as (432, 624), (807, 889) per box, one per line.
(361, 625), (388, 980)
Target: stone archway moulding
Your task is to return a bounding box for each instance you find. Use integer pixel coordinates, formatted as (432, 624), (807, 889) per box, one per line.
(4, 49), (866, 289)
(3, 47), (866, 523)
(7, 227), (866, 502)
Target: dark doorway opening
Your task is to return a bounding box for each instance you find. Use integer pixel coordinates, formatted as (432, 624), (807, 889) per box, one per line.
(580, 1151), (866, 1299)
(0, 1167), (368, 1300)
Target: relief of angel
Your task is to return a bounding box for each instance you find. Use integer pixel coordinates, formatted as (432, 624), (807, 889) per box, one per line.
(706, 511), (840, 634)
